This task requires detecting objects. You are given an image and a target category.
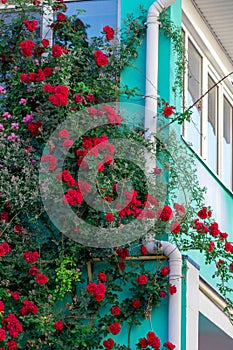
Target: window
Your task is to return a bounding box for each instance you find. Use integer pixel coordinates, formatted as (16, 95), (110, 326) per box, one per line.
(207, 75), (218, 173)
(187, 39), (202, 153)
(222, 97), (232, 189)
(182, 27), (233, 192)
(65, 0), (118, 37)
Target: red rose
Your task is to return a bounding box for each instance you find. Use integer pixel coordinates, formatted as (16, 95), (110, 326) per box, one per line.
(225, 241), (233, 253)
(14, 224), (23, 234)
(11, 291), (20, 301)
(163, 105), (175, 117)
(43, 67), (53, 77)
(140, 246), (148, 255)
(105, 213), (114, 222)
(20, 40), (35, 57)
(136, 275), (148, 285)
(23, 251), (39, 263)
(94, 292), (105, 302)
(28, 122), (42, 136)
(107, 322), (121, 335)
(2, 313), (23, 338)
(0, 328), (6, 341)
(20, 73), (31, 83)
(132, 299), (141, 309)
(54, 320), (64, 331)
(21, 300), (38, 315)
(207, 241), (215, 253)
(41, 39), (50, 47)
(110, 306), (121, 316)
(103, 25), (114, 40)
(62, 170), (76, 187)
(147, 331), (160, 349)
(98, 272), (107, 282)
(62, 140), (74, 150)
(115, 248), (129, 260)
(156, 205), (173, 222)
(44, 84), (54, 94)
(54, 85), (69, 97)
(103, 338), (114, 350)
(173, 202), (186, 215)
(171, 221), (181, 233)
(57, 12), (66, 22)
(96, 162), (105, 172)
(0, 301), (4, 312)
(1, 242), (11, 254)
(86, 93), (94, 102)
(169, 285), (177, 295)
(62, 189), (83, 206)
(159, 290), (167, 298)
(23, 19), (38, 32)
(160, 266), (170, 277)
(52, 44), (63, 58)
(86, 282), (97, 295)
(209, 222), (220, 237)
(59, 129), (70, 139)
(0, 212), (9, 221)
(138, 338), (148, 348)
(164, 341), (176, 349)
(36, 273), (49, 284)
(197, 207), (208, 219)
(36, 69), (45, 81)
(94, 50), (108, 67)
(7, 340), (17, 350)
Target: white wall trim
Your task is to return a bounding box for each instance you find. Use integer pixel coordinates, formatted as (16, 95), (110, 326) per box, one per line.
(199, 279), (233, 339)
(186, 259), (200, 350)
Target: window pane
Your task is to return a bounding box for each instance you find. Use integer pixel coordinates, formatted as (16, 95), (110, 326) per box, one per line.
(222, 97), (232, 189)
(65, 0), (118, 37)
(187, 40), (202, 153)
(207, 75), (218, 173)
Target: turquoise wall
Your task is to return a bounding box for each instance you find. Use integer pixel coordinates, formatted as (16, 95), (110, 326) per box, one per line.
(92, 258), (170, 349)
(120, 0), (183, 348)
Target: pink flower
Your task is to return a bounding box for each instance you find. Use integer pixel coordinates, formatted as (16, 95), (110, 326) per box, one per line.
(19, 98), (27, 106)
(11, 123), (19, 130)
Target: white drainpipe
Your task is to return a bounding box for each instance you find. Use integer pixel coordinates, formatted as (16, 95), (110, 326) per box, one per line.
(142, 236), (182, 349)
(145, 0), (177, 138)
(144, 1), (181, 346)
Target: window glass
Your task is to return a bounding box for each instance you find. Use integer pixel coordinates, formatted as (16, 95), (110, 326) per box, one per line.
(222, 97), (232, 189)
(0, 9), (41, 39)
(187, 39), (202, 153)
(207, 75), (218, 173)
(65, 0), (118, 38)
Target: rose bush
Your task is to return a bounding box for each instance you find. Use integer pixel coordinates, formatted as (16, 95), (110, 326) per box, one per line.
(0, 1), (232, 349)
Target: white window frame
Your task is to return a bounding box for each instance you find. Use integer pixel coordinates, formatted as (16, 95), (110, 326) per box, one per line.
(182, 15), (233, 192)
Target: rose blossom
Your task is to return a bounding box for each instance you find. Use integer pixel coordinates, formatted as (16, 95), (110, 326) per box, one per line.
(110, 306), (121, 316)
(107, 322), (121, 335)
(103, 338), (114, 350)
(36, 273), (49, 284)
(136, 275), (148, 285)
(54, 320), (64, 331)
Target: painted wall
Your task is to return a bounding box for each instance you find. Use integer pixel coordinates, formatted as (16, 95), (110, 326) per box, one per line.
(119, 1), (183, 347)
